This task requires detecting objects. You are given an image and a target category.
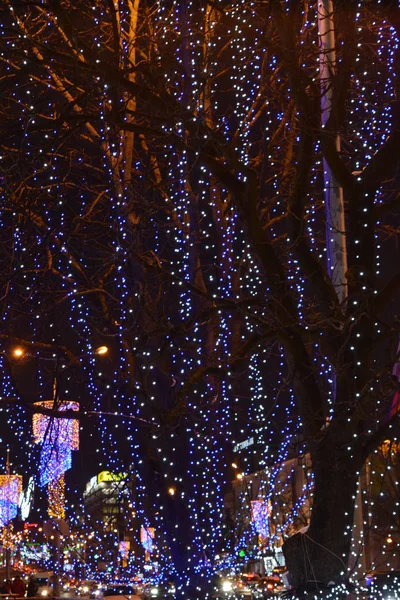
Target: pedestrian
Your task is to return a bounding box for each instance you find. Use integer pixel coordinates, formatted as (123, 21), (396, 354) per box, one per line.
(26, 578), (37, 598)
(4, 580), (13, 595)
(11, 576), (26, 597)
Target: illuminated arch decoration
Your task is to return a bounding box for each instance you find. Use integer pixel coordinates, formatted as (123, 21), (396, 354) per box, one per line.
(0, 474), (22, 527)
(32, 401), (79, 518)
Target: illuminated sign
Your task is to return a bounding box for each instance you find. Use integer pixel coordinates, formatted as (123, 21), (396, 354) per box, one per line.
(19, 476), (35, 521)
(233, 437), (254, 453)
(97, 471), (127, 484)
(20, 543), (50, 562)
(24, 523), (39, 529)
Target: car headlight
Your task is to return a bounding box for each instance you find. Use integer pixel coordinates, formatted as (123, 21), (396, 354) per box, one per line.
(150, 588), (159, 597)
(41, 591), (48, 597)
(222, 581), (232, 593)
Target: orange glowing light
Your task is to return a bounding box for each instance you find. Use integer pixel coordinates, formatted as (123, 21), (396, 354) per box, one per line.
(12, 347), (25, 358)
(95, 346), (108, 355)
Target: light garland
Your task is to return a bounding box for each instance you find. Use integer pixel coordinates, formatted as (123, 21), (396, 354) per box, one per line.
(0, 1), (399, 598)
(48, 475), (66, 520)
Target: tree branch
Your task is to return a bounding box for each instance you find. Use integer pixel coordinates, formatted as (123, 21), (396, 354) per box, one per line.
(362, 411), (400, 462)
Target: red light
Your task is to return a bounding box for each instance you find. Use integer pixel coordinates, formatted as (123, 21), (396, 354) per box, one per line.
(267, 583), (273, 590)
(24, 523), (39, 529)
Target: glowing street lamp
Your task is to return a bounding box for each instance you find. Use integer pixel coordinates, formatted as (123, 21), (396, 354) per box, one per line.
(12, 347), (25, 359)
(95, 345), (108, 355)
(12, 345), (108, 362)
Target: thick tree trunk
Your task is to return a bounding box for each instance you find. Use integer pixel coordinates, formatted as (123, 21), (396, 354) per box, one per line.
(283, 443), (363, 593)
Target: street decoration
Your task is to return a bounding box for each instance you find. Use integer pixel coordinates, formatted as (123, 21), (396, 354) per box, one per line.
(33, 401), (79, 518)
(19, 476), (35, 521)
(0, 474), (22, 527)
(140, 526), (155, 554)
(250, 500), (270, 541)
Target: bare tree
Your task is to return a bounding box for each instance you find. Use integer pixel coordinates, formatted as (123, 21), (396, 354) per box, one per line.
(1, 1), (400, 596)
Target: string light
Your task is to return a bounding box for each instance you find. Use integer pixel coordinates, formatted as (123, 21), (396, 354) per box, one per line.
(0, 2), (399, 598)
(48, 475), (66, 520)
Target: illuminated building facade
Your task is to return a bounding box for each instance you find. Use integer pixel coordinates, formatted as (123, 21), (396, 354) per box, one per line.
(83, 471), (130, 535)
(83, 471), (142, 572)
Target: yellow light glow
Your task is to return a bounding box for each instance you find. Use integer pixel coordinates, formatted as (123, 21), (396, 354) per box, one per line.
(0, 475), (21, 548)
(386, 536), (394, 544)
(95, 345), (108, 355)
(12, 347), (25, 358)
(236, 473), (244, 480)
(1, 523), (15, 550)
(231, 462), (238, 469)
(0, 474), (22, 500)
(97, 471), (126, 483)
(168, 487), (176, 496)
(48, 475), (65, 519)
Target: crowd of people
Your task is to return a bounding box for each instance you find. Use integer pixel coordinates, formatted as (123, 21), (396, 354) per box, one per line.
(0, 576), (38, 597)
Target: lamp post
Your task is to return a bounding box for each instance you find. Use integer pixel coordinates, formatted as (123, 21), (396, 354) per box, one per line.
(5, 449), (11, 581)
(318, 0), (348, 307)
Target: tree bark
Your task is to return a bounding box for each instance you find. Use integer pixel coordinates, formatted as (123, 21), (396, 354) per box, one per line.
(283, 441), (363, 592)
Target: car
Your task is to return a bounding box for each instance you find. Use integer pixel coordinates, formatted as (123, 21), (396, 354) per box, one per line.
(238, 574), (261, 597)
(76, 580), (102, 598)
(255, 576), (283, 598)
(61, 579), (78, 598)
(365, 570), (400, 598)
(241, 574), (261, 586)
(211, 577), (246, 599)
(33, 572), (53, 598)
(212, 576), (260, 599)
(102, 584), (141, 600)
(145, 583), (176, 598)
(234, 578), (253, 598)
